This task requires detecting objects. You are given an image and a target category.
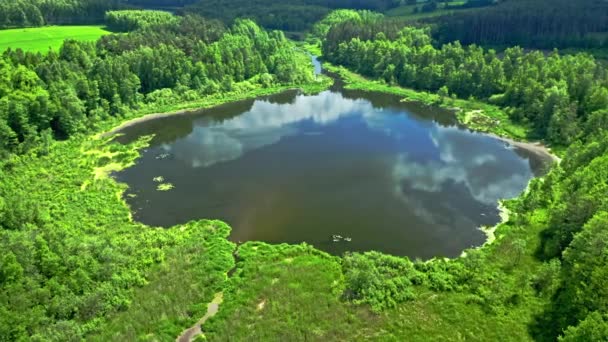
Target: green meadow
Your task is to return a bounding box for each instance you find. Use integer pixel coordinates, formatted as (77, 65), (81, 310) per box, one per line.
(0, 25), (110, 53)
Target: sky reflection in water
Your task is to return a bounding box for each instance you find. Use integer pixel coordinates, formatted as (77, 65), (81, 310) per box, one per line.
(115, 88), (551, 258)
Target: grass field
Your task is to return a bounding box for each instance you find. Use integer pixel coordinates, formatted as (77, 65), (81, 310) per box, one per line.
(0, 25), (111, 53)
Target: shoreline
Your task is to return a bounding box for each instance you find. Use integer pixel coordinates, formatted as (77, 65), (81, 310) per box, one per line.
(488, 133), (561, 163)
(101, 76), (333, 138)
(316, 58), (563, 160)
(103, 60), (557, 260)
(102, 89), (298, 137)
(104, 106), (215, 137)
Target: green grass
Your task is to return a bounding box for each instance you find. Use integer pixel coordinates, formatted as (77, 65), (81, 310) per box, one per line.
(0, 25), (111, 53)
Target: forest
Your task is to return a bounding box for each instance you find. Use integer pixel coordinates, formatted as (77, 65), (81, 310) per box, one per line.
(429, 0), (608, 50)
(183, 0), (401, 31)
(0, 0), (120, 27)
(321, 12), (608, 146)
(1, 2), (608, 341)
(0, 13), (314, 158)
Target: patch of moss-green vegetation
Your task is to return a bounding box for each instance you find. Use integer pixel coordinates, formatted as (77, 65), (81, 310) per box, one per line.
(157, 183), (174, 191)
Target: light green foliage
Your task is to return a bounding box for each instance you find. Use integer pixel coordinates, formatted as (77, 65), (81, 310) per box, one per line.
(0, 26), (110, 53)
(311, 9), (383, 40)
(105, 10), (179, 31)
(342, 252), (421, 311)
(205, 242), (357, 341)
(90, 221), (235, 341)
(0, 134), (237, 341)
(560, 311), (608, 342)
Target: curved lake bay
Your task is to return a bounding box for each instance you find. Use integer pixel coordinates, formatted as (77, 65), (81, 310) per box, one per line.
(115, 86), (552, 259)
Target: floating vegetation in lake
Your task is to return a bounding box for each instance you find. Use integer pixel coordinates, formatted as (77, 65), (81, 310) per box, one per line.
(153, 176), (164, 183)
(156, 153), (170, 160)
(157, 183), (174, 191)
(332, 235), (351, 242)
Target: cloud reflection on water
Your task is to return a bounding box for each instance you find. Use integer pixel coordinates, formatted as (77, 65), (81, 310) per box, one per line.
(166, 91), (374, 168)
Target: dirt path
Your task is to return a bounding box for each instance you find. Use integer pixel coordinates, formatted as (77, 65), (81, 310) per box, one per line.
(176, 292), (224, 342)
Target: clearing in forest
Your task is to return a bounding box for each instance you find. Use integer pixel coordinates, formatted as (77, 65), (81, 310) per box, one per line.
(0, 25), (111, 53)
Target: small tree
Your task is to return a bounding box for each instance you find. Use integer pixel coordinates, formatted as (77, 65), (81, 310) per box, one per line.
(438, 85), (449, 103)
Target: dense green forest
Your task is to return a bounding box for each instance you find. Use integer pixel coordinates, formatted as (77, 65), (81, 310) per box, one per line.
(429, 0), (608, 50)
(0, 13), (314, 158)
(0, 0), (120, 27)
(321, 11), (608, 145)
(0, 0), (400, 30)
(1, 2), (608, 341)
(184, 0), (401, 32)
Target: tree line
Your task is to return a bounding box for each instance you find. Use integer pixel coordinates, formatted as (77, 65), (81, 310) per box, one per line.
(0, 15), (314, 158)
(184, 0), (401, 32)
(0, 0), (120, 28)
(105, 10), (179, 31)
(322, 15), (608, 146)
(429, 0), (608, 50)
(0, 0), (402, 30)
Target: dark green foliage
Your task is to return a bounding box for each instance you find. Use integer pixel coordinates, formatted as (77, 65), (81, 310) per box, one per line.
(432, 0), (608, 50)
(533, 212), (608, 341)
(0, 0), (119, 28)
(185, 0), (400, 32)
(538, 157), (608, 259)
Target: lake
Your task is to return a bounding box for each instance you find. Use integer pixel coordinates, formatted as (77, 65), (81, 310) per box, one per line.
(114, 71), (552, 259)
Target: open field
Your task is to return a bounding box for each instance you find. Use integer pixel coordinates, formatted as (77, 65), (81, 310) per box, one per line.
(0, 25), (111, 53)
